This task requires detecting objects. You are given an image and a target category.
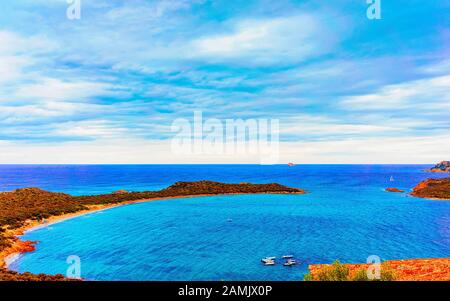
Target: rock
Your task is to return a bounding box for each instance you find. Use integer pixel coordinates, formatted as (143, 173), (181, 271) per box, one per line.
(410, 178), (450, 200)
(385, 188), (404, 193)
(428, 161), (450, 172)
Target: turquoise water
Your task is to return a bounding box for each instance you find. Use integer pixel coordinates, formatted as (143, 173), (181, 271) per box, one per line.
(5, 165), (450, 280)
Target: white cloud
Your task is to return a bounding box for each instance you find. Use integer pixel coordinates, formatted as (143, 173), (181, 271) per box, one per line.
(0, 31), (57, 85)
(53, 120), (130, 139)
(281, 134), (450, 164)
(191, 14), (340, 64)
(0, 101), (106, 125)
(12, 77), (114, 102)
(0, 133), (448, 164)
(0, 30), (122, 129)
(421, 58), (450, 75)
(278, 114), (445, 139)
(0, 55), (32, 84)
(281, 122), (396, 136)
(105, 0), (197, 22)
(0, 76), (119, 126)
(0, 31), (113, 104)
(0, 31), (57, 55)
(340, 75), (450, 110)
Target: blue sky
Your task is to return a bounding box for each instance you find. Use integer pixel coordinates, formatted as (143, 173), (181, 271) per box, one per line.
(0, 0), (449, 163)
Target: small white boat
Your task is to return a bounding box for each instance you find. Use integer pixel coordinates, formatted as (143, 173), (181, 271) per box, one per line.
(283, 259), (297, 266)
(261, 257), (276, 265)
(282, 255), (293, 259)
(261, 257), (275, 262)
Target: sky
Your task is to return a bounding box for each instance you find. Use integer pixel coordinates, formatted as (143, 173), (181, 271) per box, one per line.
(0, 0), (449, 164)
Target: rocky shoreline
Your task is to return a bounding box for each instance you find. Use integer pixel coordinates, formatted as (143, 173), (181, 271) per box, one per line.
(410, 178), (450, 200)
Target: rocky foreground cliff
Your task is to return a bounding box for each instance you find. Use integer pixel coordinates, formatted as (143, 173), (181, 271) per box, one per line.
(308, 258), (450, 281)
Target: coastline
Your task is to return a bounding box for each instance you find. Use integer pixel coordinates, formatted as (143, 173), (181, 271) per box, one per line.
(0, 191), (304, 271)
(410, 178), (450, 200)
(1, 203), (124, 269)
(1, 176), (449, 281)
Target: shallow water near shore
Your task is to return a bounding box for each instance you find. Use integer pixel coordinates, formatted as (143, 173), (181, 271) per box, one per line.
(5, 164), (450, 280)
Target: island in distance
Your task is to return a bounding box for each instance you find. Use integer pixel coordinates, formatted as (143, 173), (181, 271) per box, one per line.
(385, 188), (405, 193)
(428, 161), (450, 172)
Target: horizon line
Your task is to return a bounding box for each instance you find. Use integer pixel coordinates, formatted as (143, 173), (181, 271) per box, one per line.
(0, 163), (437, 166)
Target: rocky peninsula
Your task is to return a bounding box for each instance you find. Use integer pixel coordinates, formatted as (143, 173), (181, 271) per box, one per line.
(0, 181), (305, 281)
(410, 178), (450, 200)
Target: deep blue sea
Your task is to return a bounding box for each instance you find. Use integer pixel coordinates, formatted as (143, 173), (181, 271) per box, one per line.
(3, 165), (450, 280)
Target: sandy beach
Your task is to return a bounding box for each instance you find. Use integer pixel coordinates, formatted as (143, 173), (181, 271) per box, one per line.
(1, 203), (123, 269)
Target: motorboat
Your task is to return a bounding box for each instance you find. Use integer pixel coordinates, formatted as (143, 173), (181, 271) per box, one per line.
(261, 257), (276, 265)
(262, 257), (276, 260)
(283, 259), (297, 266)
(263, 259), (275, 266)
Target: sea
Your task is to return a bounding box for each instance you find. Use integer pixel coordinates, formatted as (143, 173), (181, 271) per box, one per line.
(2, 164), (449, 280)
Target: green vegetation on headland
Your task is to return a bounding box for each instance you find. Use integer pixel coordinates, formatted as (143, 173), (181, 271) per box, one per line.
(0, 181), (304, 232)
(0, 181), (304, 281)
(0, 270), (70, 281)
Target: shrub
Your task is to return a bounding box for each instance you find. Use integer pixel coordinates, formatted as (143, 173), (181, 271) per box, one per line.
(352, 263), (396, 281)
(316, 260), (350, 281)
(303, 273), (314, 281)
(352, 268), (370, 281)
(379, 264), (396, 281)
